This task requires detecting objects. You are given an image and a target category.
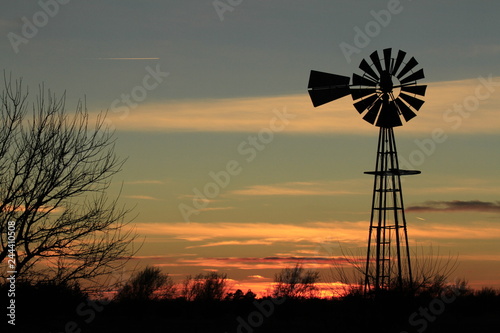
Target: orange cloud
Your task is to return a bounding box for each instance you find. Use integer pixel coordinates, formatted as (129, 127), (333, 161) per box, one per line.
(2, 204), (63, 214)
(134, 221), (368, 245)
(248, 275), (269, 280)
(230, 181), (360, 196)
(410, 223), (500, 240)
(133, 219), (500, 251)
(155, 256), (350, 271)
(186, 240), (273, 249)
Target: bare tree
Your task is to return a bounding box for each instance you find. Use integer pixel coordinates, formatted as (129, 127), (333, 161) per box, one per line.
(273, 263), (320, 299)
(181, 272), (229, 301)
(0, 75), (135, 287)
(411, 245), (459, 295)
(115, 266), (175, 301)
(328, 246), (368, 297)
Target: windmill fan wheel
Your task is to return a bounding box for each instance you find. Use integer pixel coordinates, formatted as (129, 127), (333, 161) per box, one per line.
(351, 48), (426, 127)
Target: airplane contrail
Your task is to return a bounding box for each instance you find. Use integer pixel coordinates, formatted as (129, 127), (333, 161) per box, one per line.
(92, 57), (161, 60)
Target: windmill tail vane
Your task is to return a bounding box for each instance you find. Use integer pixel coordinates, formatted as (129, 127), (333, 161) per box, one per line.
(307, 48), (426, 294)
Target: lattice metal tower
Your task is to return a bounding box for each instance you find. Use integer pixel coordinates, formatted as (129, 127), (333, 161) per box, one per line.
(307, 48), (426, 293)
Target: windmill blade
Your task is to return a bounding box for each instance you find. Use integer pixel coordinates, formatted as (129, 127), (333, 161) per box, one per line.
(394, 97), (417, 122)
(376, 101), (402, 127)
(353, 94), (380, 114)
(399, 92), (425, 110)
(391, 50), (407, 75)
(351, 88), (377, 100)
(399, 68), (425, 84)
(383, 48), (392, 72)
(308, 88), (351, 107)
(359, 58), (379, 81)
(400, 84), (427, 96)
(370, 51), (384, 76)
(397, 57), (418, 80)
(352, 73), (377, 87)
(308, 70), (350, 89)
(362, 98), (383, 125)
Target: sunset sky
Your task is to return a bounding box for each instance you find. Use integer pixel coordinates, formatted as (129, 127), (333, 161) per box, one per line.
(1, 1), (500, 295)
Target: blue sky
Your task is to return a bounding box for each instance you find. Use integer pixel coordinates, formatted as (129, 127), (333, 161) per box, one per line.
(3, 1), (500, 101)
(1, 1), (500, 294)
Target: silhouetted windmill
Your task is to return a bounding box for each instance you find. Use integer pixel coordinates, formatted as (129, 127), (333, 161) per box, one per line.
(307, 48), (426, 293)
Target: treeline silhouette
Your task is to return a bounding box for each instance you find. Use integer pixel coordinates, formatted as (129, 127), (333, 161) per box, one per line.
(2, 266), (500, 333)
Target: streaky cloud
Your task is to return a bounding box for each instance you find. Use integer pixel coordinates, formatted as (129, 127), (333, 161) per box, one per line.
(407, 200), (500, 213)
(125, 180), (165, 185)
(124, 195), (160, 201)
(186, 240), (272, 249)
(231, 181), (360, 196)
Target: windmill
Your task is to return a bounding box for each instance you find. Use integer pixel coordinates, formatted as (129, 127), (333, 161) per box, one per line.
(307, 48), (426, 293)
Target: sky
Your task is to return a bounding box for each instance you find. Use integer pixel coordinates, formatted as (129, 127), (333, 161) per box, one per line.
(1, 0), (500, 295)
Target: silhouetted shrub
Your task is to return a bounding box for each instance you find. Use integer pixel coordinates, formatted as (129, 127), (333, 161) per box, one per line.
(224, 288), (256, 301)
(475, 286), (499, 298)
(273, 264), (320, 299)
(115, 266), (175, 301)
(181, 272), (229, 301)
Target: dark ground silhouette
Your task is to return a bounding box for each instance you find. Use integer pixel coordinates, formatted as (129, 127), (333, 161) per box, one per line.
(2, 282), (500, 333)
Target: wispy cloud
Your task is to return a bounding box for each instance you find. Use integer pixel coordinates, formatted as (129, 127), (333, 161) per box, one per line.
(158, 256), (350, 270)
(465, 44), (500, 57)
(410, 223), (500, 240)
(130, 254), (197, 260)
(197, 207), (235, 212)
(407, 200), (500, 213)
(410, 177), (500, 196)
(186, 240), (273, 249)
(2, 204), (63, 214)
(248, 275), (269, 280)
(231, 181), (360, 196)
(413, 186), (500, 195)
(125, 195), (160, 201)
(125, 180), (165, 185)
